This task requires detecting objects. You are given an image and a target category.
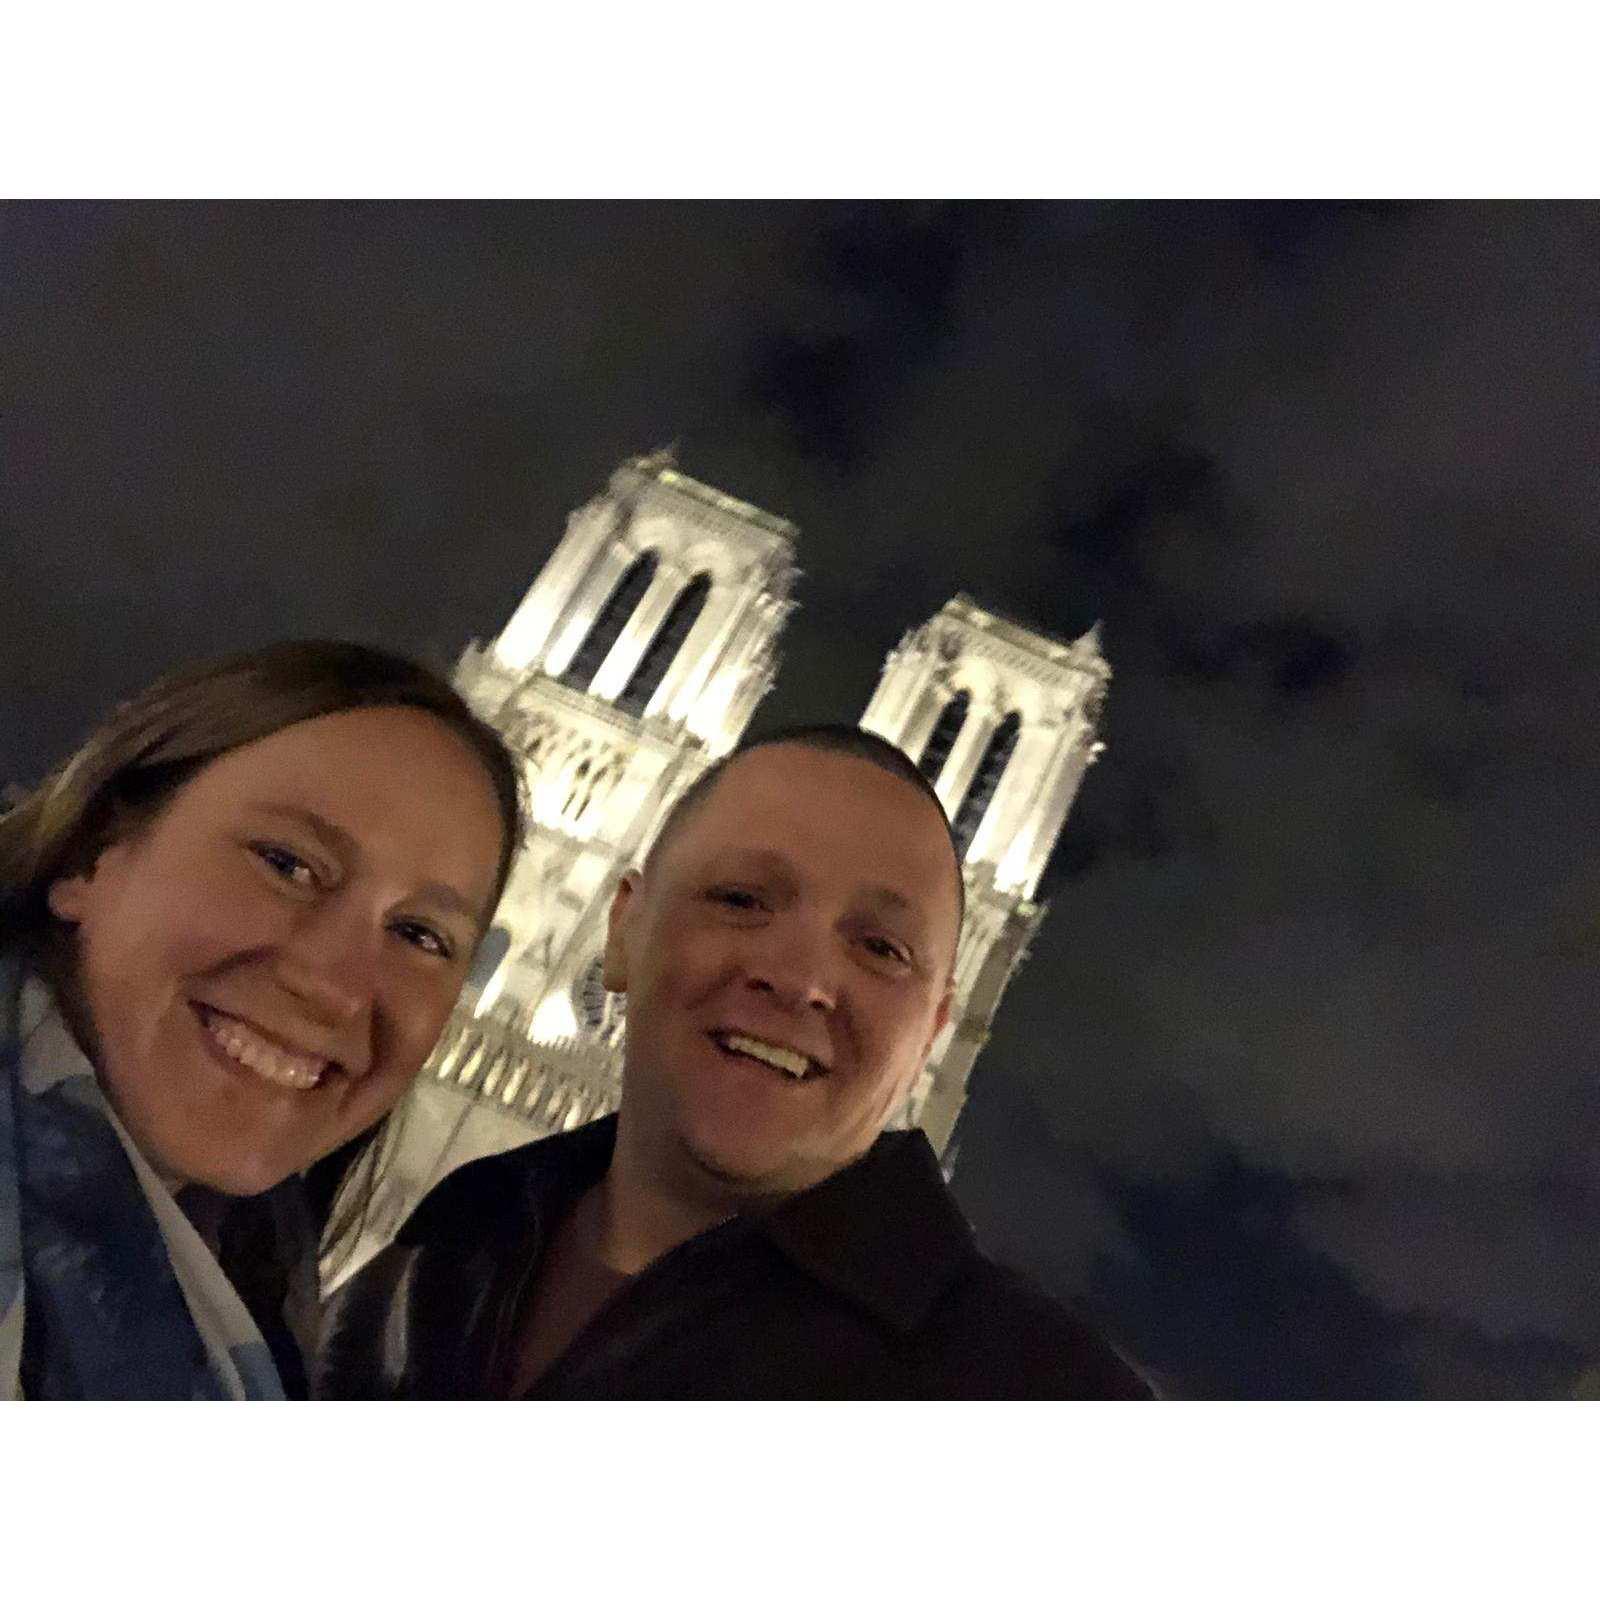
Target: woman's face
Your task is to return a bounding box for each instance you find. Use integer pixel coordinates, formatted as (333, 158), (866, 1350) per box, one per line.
(47, 706), (507, 1195)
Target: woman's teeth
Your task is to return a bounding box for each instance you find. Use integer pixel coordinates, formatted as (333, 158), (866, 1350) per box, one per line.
(202, 1009), (327, 1090)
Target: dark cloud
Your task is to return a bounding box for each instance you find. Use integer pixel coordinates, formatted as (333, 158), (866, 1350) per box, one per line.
(746, 202), (1009, 471)
(1160, 614), (1358, 703)
(3, 199), (1595, 1394)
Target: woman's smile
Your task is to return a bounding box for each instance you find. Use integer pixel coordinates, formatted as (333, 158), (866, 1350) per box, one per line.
(191, 1002), (335, 1092)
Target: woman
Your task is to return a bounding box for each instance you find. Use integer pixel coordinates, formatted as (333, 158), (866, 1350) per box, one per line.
(1, 641), (523, 1398)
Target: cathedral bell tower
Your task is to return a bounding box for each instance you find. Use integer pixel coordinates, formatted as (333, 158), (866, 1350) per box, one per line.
(860, 596), (1109, 1160)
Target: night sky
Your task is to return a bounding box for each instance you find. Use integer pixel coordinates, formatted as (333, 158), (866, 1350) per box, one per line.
(3, 201), (1596, 1397)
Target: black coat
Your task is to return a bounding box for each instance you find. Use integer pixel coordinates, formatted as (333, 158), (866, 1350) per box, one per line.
(314, 1116), (1151, 1400)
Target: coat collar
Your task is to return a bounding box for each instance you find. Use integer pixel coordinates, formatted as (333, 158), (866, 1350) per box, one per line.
(399, 1114), (979, 1336)
(758, 1129), (980, 1333)
(396, 1111), (617, 1249)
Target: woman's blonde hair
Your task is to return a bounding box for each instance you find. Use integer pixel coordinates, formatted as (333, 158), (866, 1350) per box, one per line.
(1, 638), (524, 952)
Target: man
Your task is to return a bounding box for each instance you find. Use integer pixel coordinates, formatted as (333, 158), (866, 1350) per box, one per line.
(315, 727), (1149, 1398)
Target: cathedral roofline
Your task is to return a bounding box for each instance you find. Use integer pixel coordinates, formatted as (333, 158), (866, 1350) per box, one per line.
(618, 452), (799, 544)
(941, 594), (1110, 677)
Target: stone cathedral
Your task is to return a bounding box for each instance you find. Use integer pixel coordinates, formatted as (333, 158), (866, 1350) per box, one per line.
(350, 451), (1109, 1260)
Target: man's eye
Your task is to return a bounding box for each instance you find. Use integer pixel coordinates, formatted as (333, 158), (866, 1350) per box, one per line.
(250, 842), (317, 887)
(393, 920), (454, 960)
(708, 887), (766, 912)
(863, 935), (912, 966)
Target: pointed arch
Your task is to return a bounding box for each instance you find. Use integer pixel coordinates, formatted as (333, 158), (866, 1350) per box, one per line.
(561, 549), (659, 691)
(952, 711), (1020, 859)
(917, 689), (970, 783)
(617, 571), (711, 716)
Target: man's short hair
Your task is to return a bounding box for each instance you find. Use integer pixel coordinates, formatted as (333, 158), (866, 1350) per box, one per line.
(643, 723), (965, 924)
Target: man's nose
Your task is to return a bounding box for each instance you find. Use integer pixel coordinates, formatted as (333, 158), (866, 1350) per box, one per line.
(743, 920), (839, 1015)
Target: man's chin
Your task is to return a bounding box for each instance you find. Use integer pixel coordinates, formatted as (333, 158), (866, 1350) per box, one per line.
(679, 1134), (797, 1200)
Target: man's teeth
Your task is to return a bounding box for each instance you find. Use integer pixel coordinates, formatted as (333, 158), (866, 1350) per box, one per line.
(203, 1010), (327, 1090)
(722, 1033), (813, 1079)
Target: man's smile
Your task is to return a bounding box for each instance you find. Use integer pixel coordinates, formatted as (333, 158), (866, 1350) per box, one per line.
(708, 1028), (826, 1082)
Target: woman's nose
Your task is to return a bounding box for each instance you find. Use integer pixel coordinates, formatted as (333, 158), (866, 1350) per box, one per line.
(273, 899), (382, 1038)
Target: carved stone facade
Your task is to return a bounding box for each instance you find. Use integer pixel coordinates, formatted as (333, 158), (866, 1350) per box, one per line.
(340, 455), (1107, 1270)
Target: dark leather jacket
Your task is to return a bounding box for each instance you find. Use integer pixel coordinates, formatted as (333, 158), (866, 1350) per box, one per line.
(314, 1115), (1150, 1400)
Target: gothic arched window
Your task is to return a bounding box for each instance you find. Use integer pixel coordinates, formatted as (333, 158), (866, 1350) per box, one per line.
(617, 571), (711, 716)
(918, 690), (970, 783)
(952, 711), (1021, 859)
(561, 549), (659, 692)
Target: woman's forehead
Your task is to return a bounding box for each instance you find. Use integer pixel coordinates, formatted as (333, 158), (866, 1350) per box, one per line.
(187, 708), (484, 798)
(172, 710), (503, 880)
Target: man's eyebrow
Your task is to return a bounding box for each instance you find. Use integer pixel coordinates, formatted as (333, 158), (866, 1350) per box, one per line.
(860, 884), (921, 920)
(248, 802), (486, 927)
(706, 848), (796, 878)
(706, 849), (928, 927)
(856, 885), (937, 947)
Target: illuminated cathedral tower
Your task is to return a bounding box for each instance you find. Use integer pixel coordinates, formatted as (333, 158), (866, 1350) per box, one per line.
(860, 596), (1109, 1159)
(340, 456), (1107, 1271)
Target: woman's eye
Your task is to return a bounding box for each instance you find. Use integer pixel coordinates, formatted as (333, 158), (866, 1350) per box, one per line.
(393, 920), (453, 960)
(250, 842), (317, 887)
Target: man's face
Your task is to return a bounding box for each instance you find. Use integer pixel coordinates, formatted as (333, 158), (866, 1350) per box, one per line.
(48, 707), (505, 1195)
(604, 744), (960, 1200)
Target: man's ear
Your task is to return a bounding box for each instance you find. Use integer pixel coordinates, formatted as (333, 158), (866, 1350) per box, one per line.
(601, 871), (641, 993)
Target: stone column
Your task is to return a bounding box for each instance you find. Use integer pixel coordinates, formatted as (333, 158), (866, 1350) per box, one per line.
(659, 567), (748, 719)
(1011, 716), (1093, 898)
(495, 499), (618, 673)
(589, 564), (682, 702)
(935, 702), (1001, 820)
(860, 630), (935, 738)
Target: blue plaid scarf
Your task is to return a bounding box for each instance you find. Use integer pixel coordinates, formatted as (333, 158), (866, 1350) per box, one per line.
(1, 955), (284, 1399)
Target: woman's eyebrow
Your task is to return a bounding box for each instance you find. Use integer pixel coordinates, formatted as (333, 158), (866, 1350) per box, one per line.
(248, 802), (356, 857)
(410, 879), (486, 928)
(248, 802), (486, 927)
